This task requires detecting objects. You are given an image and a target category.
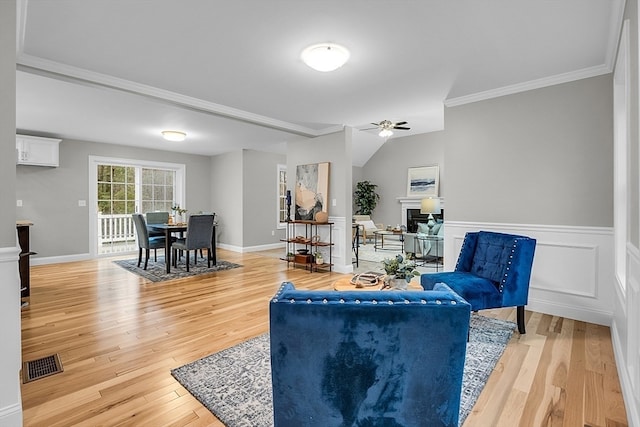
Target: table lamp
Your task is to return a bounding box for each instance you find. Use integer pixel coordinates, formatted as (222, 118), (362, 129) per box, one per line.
(420, 197), (441, 235)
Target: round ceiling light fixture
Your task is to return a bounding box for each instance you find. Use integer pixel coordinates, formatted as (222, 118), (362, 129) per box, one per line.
(301, 43), (350, 72)
(161, 130), (186, 142)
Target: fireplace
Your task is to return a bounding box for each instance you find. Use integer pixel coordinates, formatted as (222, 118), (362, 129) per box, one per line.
(397, 197), (445, 232)
(406, 208), (444, 233)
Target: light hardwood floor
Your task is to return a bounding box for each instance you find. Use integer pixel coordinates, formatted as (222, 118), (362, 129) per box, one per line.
(20, 249), (629, 426)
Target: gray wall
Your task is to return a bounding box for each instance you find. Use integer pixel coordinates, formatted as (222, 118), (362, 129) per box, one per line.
(445, 74), (613, 226)
(16, 138), (212, 258)
(361, 131), (446, 226)
(211, 149), (286, 249)
(211, 150), (242, 247)
(242, 149), (286, 247)
(1, 0), (16, 246)
(361, 75), (613, 229)
(288, 130), (353, 267)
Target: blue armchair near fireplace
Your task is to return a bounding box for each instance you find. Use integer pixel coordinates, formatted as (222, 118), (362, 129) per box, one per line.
(421, 230), (536, 334)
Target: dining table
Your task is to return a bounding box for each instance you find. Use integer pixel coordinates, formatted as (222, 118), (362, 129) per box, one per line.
(148, 222), (217, 273)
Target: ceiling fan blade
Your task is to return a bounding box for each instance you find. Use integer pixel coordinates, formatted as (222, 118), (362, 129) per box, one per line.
(360, 127), (378, 131)
(394, 121), (407, 126)
(370, 122), (381, 127)
(393, 126), (411, 130)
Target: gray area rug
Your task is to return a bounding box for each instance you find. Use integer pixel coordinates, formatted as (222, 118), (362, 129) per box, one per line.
(113, 256), (242, 282)
(171, 314), (515, 426)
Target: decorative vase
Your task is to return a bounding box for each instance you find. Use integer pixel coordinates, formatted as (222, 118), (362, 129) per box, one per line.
(390, 276), (407, 290)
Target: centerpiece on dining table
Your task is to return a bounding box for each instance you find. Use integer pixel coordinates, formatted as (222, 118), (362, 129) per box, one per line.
(381, 254), (420, 290)
(171, 204), (188, 225)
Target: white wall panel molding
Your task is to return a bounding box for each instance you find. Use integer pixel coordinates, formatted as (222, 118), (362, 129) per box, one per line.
(445, 222), (614, 326)
(0, 247), (23, 427)
(328, 216), (354, 274)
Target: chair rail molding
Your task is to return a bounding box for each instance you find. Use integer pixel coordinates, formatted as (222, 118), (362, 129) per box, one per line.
(443, 221), (614, 326)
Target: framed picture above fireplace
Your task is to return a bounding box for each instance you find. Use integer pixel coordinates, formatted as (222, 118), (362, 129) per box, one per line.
(407, 165), (439, 197)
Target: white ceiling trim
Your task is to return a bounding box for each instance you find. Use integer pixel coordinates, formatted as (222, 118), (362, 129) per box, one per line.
(16, 53), (335, 138)
(444, 64), (612, 107)
(604, 0), (627, 70)
(446, 0), (626, 108)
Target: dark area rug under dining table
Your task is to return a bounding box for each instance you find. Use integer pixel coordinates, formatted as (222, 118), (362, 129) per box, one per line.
(113, 256), (242, 282)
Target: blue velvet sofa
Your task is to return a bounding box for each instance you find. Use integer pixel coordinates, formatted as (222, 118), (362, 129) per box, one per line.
(269, 281), (471, 427)
(421, 231), (536, 334)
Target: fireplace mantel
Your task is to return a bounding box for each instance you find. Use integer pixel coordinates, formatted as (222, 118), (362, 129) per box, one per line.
(397, 197), (445, 227)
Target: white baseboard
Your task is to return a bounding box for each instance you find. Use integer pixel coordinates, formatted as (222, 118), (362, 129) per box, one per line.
(240, 242), (285, 253)
(0, 403), (22, 427)
(612, 321), (640, 427)
(31, 253), (91, 266)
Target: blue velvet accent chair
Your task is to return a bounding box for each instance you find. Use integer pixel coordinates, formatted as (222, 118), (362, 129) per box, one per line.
(269, 281), (471, 427)
(421, 231), (536, 334)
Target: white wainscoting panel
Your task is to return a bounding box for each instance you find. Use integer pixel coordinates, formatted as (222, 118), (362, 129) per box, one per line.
(612, 244), (640, 427)
(0, 247), (23, 427)
(445, 222), (614, 326)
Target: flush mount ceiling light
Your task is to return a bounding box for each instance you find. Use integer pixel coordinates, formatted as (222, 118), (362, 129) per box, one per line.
(161, 130), (186, 142)
(301, 43), (350, 72)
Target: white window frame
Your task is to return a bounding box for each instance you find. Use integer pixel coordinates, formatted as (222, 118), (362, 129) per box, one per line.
(277, 163), (288, 228)
(89, 155), (186, 257)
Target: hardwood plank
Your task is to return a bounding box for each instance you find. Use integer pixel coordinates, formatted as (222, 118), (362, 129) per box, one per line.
(20, 251), (628, 426)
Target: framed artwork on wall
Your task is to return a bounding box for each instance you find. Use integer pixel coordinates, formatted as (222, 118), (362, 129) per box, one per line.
(407, 165), (439, 197)
(295, 162), (330, 221)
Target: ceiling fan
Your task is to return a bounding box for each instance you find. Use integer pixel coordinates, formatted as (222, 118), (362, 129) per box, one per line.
(364, 120), (411, 137)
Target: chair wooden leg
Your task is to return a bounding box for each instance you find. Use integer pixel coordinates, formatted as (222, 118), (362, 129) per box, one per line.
(154, 249), (157, 262)
(517, 305), (526, 334)
(144, 248), (150, 270)
(186, 251), (190, 272)
(137, 248), (142, 267)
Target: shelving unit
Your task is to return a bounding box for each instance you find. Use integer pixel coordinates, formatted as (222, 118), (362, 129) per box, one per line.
(281, 220), (333, 272)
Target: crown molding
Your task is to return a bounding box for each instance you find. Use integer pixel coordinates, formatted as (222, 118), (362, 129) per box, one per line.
(444, 64), (612, 107)
(16, 53), (328, 138)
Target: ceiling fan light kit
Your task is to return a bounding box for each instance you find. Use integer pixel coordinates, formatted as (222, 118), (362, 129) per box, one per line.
(161, 130), (187, 142)
(301, 43), (350, 72)
(369, 120), (410, 138)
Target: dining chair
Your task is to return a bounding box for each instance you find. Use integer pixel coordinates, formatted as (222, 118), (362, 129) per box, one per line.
(171, 214), (215, 271)
(145, 211), (169, 238)
(132, 213), (167, 270)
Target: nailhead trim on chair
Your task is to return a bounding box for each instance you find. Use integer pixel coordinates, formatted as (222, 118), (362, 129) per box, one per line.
(271, 283), (464, 306)
(272, 295), (459, 306)
(499, 240), (518, 293)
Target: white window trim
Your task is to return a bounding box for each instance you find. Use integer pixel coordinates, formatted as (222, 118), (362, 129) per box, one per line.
(88, 155), (186, 257)
(277, 163), (287, 228)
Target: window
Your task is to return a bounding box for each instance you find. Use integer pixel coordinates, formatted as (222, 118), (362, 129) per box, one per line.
(89, 156), (185, 256)
(277, 164), (288, 227)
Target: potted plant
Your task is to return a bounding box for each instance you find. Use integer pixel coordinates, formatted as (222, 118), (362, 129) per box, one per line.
(382, 254), (420, 289)
(171, 204), (188, 223)
(314, 251), (324, 265)
(286, 252), (295, 262)
(354, 181), (380, 216)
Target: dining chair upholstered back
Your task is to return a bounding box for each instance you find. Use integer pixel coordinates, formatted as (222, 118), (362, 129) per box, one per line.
(132, 213), (166, 270)
(145, 211), (169, 237)
(171, 214), (215, 271)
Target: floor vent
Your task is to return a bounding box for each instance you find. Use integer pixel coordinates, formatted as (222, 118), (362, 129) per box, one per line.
(22, 353), (63, 383)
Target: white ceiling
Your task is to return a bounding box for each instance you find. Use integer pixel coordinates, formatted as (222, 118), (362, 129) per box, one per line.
(15, 0), (624, 166)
